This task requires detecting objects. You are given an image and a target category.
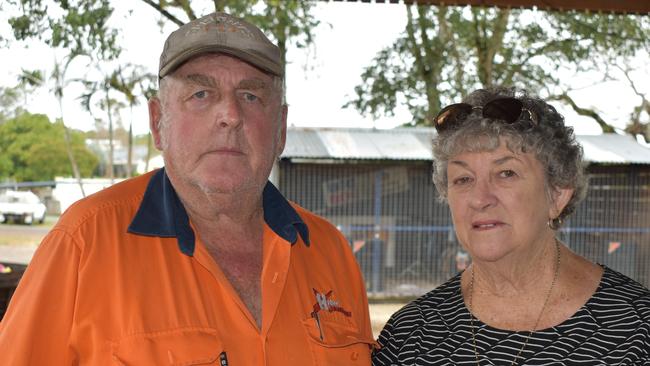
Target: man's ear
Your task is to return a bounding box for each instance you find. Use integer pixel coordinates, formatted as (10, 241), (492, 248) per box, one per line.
(549, 187), (574, 219)
(276, 104), (288, 157)
(148, 97), (164, 150)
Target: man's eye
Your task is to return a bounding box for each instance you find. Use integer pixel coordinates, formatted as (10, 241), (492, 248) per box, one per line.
(242, 92), (259, 102)
(193, 90), (208, 99)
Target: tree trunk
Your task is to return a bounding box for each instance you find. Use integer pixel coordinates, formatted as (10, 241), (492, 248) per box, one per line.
(105, 88), (115, 183)
(406, 5), (445, 124)
(57, 97), (86, 197)
(127, 105), (133, 178)
(472, 8), (509, 87)
(416, 6), (441, 123)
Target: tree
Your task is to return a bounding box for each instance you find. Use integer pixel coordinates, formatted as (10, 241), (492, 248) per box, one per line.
(107, 65), (156, 178)
(53, 52), (94, 196)
(78, 69), (124, 182)
(0, 70), (44, 122)
(7, 0), (120, 60)
(0, 86), (22, 122)
(346, 5), (650, 133)
(0, 112), (98, 182)
(6, 0), (122, 194)
(17, 69), (44, 106)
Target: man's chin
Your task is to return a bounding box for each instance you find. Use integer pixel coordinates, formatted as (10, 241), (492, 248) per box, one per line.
(194, 178), (253, 196)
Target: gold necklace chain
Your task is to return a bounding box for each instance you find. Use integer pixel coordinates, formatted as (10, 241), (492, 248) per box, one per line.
(467, 240), (561, 366)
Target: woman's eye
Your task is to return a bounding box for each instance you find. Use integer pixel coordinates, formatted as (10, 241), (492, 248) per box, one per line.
(499, 170), (517, 178)
(452, 176), (472, 186)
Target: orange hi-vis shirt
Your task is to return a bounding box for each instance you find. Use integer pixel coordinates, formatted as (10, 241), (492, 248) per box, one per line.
(0, 169), (375, 365)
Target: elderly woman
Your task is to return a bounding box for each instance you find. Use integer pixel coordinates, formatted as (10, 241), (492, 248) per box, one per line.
(372, 87), (650, 365)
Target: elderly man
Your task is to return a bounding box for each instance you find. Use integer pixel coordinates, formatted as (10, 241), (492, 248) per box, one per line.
(0, 12), (374, 365)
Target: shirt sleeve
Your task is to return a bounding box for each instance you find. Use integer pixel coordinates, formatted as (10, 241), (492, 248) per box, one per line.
(0, 229), (81, 365)
(372, 302), (424, 365)
(372, 315), (400, 365)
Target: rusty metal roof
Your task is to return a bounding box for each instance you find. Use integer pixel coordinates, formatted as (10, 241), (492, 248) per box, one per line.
(324, 0), (650, 15)
(283, 127), (650, 164)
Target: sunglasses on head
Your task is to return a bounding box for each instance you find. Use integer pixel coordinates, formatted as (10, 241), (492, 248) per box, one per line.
(433, 97), (538, 133)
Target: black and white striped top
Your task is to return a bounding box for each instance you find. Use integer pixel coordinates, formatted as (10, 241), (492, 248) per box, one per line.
(373, 266), (650, 365)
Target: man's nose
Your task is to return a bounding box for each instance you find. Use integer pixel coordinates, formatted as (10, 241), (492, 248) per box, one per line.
(217, 94), (243, 129)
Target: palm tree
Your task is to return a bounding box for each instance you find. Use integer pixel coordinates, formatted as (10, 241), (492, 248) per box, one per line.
(108, 65), (156, 177)
(53, 52), (91, 197)
(17, 69), (44, 107)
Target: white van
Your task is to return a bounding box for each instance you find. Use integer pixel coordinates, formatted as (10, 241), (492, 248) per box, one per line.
(0, 190), (47, 225)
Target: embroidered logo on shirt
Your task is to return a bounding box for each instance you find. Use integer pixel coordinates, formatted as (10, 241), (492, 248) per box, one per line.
(310, 288), (352, 341)
(311, 288), (352, 317)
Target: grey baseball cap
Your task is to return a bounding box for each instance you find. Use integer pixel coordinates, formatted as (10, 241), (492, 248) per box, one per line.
(158, 12), (282, 78)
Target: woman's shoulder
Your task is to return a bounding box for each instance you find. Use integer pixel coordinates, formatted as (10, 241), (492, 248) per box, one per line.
(598, 266), (650, 299)
(590, 265), (650, 319)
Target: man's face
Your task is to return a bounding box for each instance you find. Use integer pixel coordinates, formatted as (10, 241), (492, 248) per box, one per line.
(149, 54), (286, 196)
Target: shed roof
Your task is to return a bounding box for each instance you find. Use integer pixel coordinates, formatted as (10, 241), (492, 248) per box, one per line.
(326, 0), (650, 15)
(578, 134), (650, 164)
(282, 127), (650, 164)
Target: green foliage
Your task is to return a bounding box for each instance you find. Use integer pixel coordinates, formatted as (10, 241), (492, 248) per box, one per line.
(0, 86), (23, 121)
(0, 70), (44, 121)
(7, 0), (120, 60)
(347, 6), (650, 128)
(0, 112), (98, 181)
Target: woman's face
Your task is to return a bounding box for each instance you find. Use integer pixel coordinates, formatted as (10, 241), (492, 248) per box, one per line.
(446, 140), (571, 263)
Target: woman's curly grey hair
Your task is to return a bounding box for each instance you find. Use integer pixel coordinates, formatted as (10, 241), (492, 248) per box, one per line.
(432, 86), (588, 222)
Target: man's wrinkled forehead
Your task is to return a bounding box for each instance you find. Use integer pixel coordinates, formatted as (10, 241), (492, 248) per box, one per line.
(175, 72), (272, 91)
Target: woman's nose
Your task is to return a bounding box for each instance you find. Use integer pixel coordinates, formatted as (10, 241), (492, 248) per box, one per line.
(468, 178), (497, 210)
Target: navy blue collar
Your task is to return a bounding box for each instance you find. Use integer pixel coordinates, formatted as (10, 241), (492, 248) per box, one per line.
(128, 168), (310, 256)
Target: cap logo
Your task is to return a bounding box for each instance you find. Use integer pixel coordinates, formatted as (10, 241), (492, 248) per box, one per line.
(184, 13), (259, 41)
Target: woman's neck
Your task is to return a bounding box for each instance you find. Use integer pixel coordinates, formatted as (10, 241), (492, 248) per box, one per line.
(471, 236), (558, 297)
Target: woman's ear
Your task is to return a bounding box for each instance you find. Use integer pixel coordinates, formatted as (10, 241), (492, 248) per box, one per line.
(549, 187), (574, 219)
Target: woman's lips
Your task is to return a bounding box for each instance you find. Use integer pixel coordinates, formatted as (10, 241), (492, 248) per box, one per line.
(472, 220), (504, 230)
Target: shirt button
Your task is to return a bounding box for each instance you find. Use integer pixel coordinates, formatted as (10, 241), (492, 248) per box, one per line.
(350, 351), (359, 361)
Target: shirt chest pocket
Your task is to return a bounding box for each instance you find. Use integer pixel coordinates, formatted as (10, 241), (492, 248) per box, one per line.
(302, 317), (376, 366)
(112, 327), (223, 366)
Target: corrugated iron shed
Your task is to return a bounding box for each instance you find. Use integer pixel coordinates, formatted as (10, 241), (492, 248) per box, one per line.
(283, 127), (650, 164)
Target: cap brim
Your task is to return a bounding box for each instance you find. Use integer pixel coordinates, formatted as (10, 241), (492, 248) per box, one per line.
(159, 46), (282, 78)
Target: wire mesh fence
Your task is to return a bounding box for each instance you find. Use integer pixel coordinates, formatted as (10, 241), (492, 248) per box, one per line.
(279, 160), (650, 298)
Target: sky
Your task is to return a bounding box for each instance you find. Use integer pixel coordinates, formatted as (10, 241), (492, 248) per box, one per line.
(0, 2), (648, 137)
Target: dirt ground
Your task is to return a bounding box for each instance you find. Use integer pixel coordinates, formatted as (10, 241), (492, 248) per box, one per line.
(369, 302), (405, 337)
